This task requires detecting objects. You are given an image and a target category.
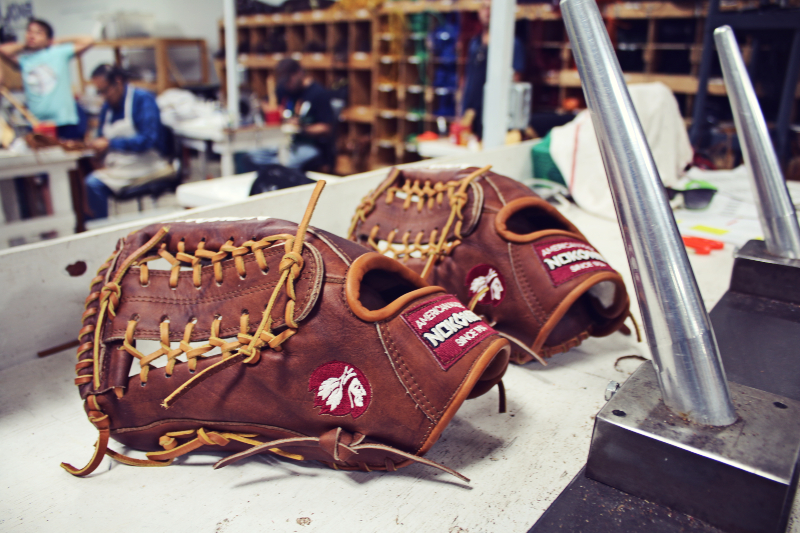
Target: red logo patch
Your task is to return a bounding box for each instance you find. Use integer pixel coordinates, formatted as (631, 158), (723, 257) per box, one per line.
(309, 361), (372, 419)
(465, 264), (505, 307)
(534, 237), (614, 287)
(402, 295), (496, 370)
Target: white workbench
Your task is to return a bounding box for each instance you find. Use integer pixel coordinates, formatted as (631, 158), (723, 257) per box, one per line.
(0, 142), (797, 532)
(0, 148), (81, 248)
(173, 122), (288, 178)
(176, 171), (340, 208)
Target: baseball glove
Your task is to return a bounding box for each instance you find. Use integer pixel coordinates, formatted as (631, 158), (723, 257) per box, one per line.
(348, 166), (632, 365)
(63, 182), (510, 481)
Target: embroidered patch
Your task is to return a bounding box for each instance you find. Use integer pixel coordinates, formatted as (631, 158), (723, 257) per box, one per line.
(402, 295), (496, 370)
(465, 264), (505, 307)
(534, 237), (614, 287)
(309, 361), (372, 419)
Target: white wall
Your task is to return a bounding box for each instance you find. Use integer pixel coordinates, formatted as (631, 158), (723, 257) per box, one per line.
(30, 0), (224, 85)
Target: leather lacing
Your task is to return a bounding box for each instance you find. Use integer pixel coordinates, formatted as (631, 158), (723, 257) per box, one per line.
(141, 426), (470, 482)
(123, 231), (309, 393)
(63, 182), (327, 476)
(348, 165), (491, 281)
(160, 182), (327, 409)
(123, 312), (270, 383)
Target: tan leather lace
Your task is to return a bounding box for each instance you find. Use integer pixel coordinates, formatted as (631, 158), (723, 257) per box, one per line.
(349, 166), (491, 279)
(63, 415), (472, 481)
(420, 166), (490, 280)
(145, 426), (470, 482)
(60, 394), (172, 476)
(161, 180), (326, 408)
(347, 167), (401, 239)
(121, 232), (305, 387)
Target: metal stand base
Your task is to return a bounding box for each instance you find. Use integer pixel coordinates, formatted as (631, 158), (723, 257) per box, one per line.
(711, 239), (800, 401)
(530, 466), (725, 532)
(584, 361), (800, 533)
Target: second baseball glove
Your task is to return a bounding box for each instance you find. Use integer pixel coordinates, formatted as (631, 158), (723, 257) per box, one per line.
(349, 166), (631, 365)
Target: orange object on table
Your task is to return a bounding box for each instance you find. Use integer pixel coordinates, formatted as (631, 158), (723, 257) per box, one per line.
(682, 236), (724, 255)
(33, 121), (57, 139)
(417, 131), (439, 141)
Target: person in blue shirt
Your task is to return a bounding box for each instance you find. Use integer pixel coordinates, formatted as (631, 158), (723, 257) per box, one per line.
(84, 64), (171, 220)
(462, 0), (526, 140)
(0, 18), (93, 140)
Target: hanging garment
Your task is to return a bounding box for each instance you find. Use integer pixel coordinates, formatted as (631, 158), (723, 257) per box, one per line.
(549, 82), (693, 219)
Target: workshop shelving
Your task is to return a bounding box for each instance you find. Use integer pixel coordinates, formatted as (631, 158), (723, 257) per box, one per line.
(220, 0), (798, 173)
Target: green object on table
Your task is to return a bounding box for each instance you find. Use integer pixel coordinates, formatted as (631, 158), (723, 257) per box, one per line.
(682, 179), (718, 191)
(531, 132), (566, 187)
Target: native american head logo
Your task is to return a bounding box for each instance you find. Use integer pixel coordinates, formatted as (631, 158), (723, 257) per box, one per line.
(465, 264), (505, 307)
(309, 361), (372, 418)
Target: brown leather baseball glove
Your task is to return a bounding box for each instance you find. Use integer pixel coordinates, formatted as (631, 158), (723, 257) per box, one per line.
(348, 166), (632, 365)
(63, 182), (510, 481)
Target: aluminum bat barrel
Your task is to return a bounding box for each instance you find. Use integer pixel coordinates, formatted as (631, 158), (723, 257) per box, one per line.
(715, 25), (800, 260)
(560, 0), (736, 426)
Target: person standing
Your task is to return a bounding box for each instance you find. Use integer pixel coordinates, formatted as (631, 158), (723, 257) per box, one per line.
(0, 18), (92, 139)
(462, 0), (525, 140)
(85, 64), (171, 220)
(273, 58), (336, 172)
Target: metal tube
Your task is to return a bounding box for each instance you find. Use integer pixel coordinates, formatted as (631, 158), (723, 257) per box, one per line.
(561, 0), (736, 426)
(481, 0), (515, 148)
(223, 0), (240, 129)
(715, 25), (800, 259)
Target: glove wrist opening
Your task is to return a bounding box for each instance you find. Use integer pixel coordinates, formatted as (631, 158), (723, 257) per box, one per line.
(346, 252), (444, 322)
(495, 197), (584, 243)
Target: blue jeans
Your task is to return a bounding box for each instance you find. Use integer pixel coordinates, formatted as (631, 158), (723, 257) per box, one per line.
(56, 103), (88, 140)
(85, 173), (112, 220)
(247, 143), (321, 171)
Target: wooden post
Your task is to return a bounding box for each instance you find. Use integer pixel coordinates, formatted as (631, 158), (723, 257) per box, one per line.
(199, 40), (210, 84)
(155, 41), (169, 93)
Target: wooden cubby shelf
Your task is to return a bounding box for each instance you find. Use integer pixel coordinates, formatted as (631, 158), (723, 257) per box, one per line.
(221, 0), (797, 173)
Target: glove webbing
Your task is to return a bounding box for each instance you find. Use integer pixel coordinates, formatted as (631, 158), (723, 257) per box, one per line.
(419, 165), (490, 280)
(161, 180), (326, 408)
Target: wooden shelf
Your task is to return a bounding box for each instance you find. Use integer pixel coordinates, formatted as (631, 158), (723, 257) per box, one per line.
(77, 37), (209, 94)
(350, 52), (374, 69)
(552, 69), (728, 96)
(381, 0), (483, 13)
(341, 106), (375, 122)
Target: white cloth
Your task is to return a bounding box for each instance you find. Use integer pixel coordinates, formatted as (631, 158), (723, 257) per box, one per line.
(549, 82), (693, 219)
(93, 87), (172, 192)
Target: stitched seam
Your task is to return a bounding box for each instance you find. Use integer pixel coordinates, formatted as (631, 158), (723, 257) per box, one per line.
(111, 418), (309, 436)
(107, 262), (318, 342)
(483, 175), (507, 206)
(308, 228), (352, 266)
(342, 281), (360, 320)
(96, 248), (122, 392)
(381, 323), (440, 419)
(508, 241), (546, 324)
(415, 335), (491, 452)
(375, 323), (435, 423)
(121, 270), (314, 305)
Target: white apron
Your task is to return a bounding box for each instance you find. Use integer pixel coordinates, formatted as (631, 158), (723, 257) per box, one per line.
(93, 87), (172, 192)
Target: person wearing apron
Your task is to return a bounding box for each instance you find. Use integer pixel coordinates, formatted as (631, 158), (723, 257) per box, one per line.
(85, 64), (171, 220)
